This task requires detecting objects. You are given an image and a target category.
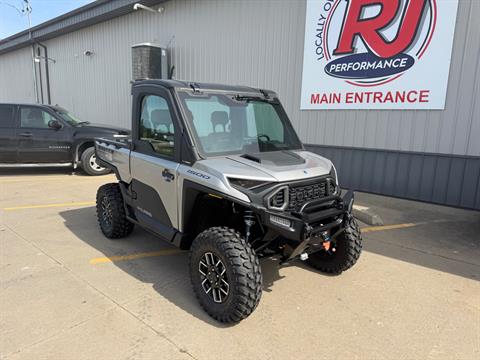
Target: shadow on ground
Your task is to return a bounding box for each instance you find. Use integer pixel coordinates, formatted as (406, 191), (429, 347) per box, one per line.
(59, 206), (299, 327)
(59, 198), (480, 325)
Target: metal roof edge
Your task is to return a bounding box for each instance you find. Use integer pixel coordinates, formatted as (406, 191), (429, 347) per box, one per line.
(0, 0), (165, 55)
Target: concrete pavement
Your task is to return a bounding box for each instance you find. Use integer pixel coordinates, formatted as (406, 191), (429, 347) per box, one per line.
(1, 169), (479, 359)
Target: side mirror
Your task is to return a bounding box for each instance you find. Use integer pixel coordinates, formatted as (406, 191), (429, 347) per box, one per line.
(48, 120), (62, 130)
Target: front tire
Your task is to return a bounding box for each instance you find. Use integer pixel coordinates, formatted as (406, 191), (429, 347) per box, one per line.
(96, 183), (134, 239)
(189, 227), (263, 323)
(81, 147), (110, 176)
(306, 216), (362, 275)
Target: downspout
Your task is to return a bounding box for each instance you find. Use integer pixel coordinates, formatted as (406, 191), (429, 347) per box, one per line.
(31, 44), (38, 103)
(36, 46), (44, 104)
(37, 42), (51, 105)
(26, 7), (38, 103)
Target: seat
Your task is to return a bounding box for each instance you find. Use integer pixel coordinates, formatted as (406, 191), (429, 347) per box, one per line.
(211, 111), (229, 133)
(204, 111), (233, 151)
(151, 109), (173, 134)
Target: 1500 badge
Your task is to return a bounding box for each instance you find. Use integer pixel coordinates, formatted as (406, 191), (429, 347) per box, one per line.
(187, 169), (210, 180)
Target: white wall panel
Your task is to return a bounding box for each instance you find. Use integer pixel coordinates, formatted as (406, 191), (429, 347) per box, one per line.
(0, 0), (479, 156)
(0, 46), (36, 103)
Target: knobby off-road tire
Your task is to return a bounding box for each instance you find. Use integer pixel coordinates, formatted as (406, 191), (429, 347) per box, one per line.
(189, 227), (263, 323)
(306, 216), (362, 275)
(81, 147), (111, 176)
(96, 183), (134, 239)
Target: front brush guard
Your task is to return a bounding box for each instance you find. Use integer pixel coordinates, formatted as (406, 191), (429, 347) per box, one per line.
(282, 190), (354, 262)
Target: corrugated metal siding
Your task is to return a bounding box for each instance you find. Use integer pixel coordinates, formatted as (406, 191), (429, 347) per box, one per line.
(0, 0), (478, 208)
(1, 0), (478, 155)
(299, 0), (480, 157)
(0, 46), (36, 102)
(307, 145), (480, 210)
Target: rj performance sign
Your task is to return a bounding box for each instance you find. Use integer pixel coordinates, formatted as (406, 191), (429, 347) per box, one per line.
(300, 0), (459, 110)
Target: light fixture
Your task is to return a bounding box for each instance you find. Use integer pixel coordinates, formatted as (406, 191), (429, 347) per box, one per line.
(34, 56), (56, 63)
(133, 3), (164, 13)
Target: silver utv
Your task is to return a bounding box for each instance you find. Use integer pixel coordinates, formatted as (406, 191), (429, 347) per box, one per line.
(95, 80), (362, 323)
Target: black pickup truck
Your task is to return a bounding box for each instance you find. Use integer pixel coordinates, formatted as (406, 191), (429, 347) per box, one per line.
(0, 103), (129, 175)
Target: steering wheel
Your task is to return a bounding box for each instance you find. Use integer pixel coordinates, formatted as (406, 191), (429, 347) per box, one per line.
(257, 134), (271, 142)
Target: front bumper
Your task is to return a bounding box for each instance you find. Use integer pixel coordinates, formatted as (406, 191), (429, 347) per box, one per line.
(260, 189), (355, 260)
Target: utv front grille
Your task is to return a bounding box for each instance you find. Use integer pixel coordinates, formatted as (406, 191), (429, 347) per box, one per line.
(268, 177), (337, 213)
(287, 178), (336, 212)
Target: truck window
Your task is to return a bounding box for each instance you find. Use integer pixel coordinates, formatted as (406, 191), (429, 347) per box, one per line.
(20, 107), (56, 129)
(0, 105), (15, 128)
(139, 95), (175, 158)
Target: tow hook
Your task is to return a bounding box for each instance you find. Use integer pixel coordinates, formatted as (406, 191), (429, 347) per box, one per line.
(322, 231), (335, 252)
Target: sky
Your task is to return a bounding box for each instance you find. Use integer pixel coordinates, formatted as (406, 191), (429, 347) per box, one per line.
(0, 0), (94, 39)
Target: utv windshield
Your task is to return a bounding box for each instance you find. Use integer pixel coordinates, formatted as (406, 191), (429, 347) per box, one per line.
(178, 91), (302, 157)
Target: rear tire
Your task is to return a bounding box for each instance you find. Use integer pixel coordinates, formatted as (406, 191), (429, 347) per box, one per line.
(81, 147), (110, 176)
(306, 216), (362, 275)
(189, 227), (262, 323)
(96, 183), (134, 239)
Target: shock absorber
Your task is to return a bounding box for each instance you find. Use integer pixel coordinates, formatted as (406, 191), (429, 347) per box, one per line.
(244, 209), (256, 241)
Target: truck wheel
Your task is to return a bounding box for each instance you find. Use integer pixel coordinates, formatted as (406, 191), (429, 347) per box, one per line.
(306, 217), (362, 275)
(189, 227), (262, 323)
(96, 183), (134, 238)
(81, 147), (110, 176)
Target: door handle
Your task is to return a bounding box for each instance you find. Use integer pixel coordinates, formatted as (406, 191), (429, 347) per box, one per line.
(19, 132), (33, 137)
(162, 168), (175, 182)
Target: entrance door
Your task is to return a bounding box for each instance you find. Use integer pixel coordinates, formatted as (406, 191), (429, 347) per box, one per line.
(129, 85), (180, 240)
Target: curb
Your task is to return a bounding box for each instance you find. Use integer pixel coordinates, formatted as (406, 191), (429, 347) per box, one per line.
(352, 205), (384, 226)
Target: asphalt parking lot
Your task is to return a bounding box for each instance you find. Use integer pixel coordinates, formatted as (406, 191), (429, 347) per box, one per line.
(1, 169), (479, 360)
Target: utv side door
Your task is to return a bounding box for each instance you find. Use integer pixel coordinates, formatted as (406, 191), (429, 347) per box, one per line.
(16, 106), (72, 163)
(0, 104), (18, 163)
(130, 85), (181, 239)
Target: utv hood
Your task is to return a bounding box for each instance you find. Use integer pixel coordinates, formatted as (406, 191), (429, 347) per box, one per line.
(196, 150), (333, 183)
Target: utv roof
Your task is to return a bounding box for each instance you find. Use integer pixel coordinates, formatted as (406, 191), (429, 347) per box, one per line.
(133, 79), (277, 97)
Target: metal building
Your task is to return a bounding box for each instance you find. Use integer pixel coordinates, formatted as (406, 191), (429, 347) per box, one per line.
(0, 0), (479, 209)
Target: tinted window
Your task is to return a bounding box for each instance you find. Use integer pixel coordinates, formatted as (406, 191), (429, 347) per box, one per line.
(20, 107), (57, 129)
(139, 95), (175, 157)
(0, 105), (15, 128)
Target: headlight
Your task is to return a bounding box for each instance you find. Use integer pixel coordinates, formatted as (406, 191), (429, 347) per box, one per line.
(269, 214), (292, 229)
(228, 178), (268, 190)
